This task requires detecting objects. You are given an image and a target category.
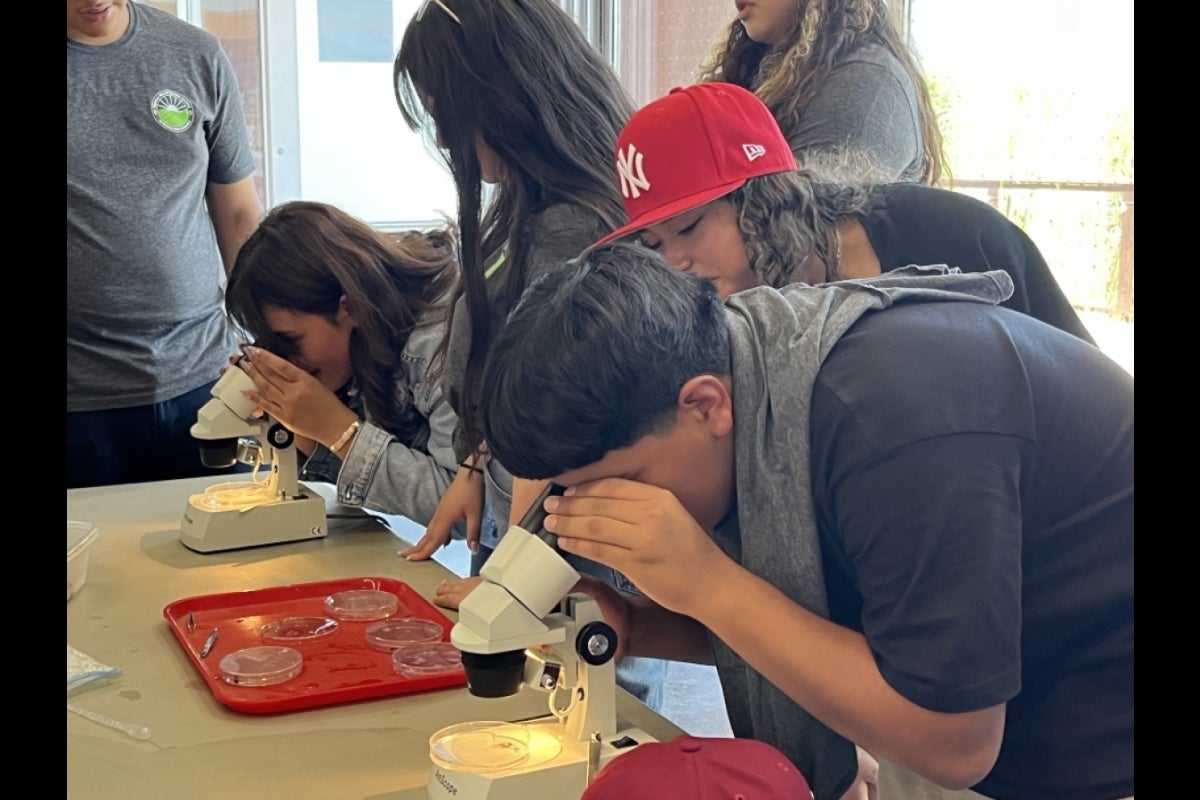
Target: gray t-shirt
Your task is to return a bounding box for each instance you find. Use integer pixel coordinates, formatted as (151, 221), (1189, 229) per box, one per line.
(67, 2), (256, 411)
(783, 40), (925, 182)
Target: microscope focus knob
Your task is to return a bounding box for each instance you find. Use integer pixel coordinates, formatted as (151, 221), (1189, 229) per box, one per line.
(576, 621), (617, 666)
(266, 423), (294, 449)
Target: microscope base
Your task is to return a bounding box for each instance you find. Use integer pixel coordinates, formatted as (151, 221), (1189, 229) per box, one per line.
(180, 487), (327, 553)
(427, 722), (657, 800)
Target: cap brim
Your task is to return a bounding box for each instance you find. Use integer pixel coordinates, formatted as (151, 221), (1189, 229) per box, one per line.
(587, 178), (748, 251)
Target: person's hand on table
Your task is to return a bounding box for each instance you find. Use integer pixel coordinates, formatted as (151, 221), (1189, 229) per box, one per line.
(400, 462), (485, 561)
(433, 575), (484, 610)
(238, 346), (357, 446)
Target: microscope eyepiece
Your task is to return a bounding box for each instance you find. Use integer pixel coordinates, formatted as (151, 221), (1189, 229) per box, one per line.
(460, 649), (526, 698)
(516, 483), (567, 549)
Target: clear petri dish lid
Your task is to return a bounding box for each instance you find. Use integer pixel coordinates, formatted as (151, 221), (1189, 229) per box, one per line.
(365, 618), (444, 651)
(261, 616), (339, 645)
(219, 646), (303, 687)
(392, 641), (464, 678)
(323, 589), (399, 621)
(197, 481), (275, 510)
(430, 721), (532, 773)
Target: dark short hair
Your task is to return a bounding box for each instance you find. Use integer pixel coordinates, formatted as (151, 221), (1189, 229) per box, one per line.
(480, 243), (730, 478)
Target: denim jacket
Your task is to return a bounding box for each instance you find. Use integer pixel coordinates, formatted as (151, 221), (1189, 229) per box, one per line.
(300, 316), (459, 528)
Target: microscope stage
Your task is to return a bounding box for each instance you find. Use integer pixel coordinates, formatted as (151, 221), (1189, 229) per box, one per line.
(428, 719), (656, 800)
(180, 486), (326, 553)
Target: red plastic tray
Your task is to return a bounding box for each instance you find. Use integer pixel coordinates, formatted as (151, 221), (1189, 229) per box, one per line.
(163, 576), (465, 714)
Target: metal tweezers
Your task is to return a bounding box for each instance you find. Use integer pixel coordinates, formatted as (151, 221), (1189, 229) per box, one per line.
(199, 628), (219, 659)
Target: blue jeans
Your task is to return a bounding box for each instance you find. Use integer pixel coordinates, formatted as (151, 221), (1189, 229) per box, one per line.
(67, 381), (252, 489)
(471, 543), (668, 713)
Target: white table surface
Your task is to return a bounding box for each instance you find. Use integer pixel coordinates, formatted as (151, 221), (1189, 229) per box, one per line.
(67, 476), (682, 800)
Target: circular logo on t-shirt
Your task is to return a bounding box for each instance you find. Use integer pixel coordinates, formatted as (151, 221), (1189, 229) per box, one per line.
(150, 90), (195, 132)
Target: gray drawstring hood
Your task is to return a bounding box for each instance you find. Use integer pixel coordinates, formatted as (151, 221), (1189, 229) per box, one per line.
(709, 266), (1014, 799)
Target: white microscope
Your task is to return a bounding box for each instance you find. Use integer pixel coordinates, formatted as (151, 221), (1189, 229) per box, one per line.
(179, 362), (326, 553)
(427, 484), (656, 799)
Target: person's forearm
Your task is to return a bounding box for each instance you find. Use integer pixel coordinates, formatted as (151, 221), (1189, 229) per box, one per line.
(693, 558), (1003, 789)
(206, 176), (264, 275)
(626, 595), (713, 664)
(294, 434), (317, 458)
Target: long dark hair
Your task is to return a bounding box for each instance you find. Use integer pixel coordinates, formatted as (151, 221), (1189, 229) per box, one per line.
(699, 0), (947, 185)
(394, 0), (634, 453)
(225, 201), (457, 441)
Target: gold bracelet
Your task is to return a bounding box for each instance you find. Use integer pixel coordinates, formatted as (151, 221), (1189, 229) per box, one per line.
(330, 419), (361, 456)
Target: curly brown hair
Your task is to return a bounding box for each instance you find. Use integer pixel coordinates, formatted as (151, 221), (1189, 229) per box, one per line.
(730, 157), (872, 287)
(698, 0), (947, 186)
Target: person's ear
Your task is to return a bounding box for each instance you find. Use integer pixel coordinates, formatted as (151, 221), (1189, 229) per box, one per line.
(474, 132), (510, 183)
(337, 294), (355, 327)
(677, 375), (733, 438)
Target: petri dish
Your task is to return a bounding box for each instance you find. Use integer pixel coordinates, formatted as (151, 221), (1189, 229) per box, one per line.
(392, 641), (464, 678)
(261, 616), (339, 645)
(197, 481), (274, 510)
(365, 618), (444, 652)
(219, 646), (303, 687)
(430, 721), (532, 773)
(324, 589), (399, 621)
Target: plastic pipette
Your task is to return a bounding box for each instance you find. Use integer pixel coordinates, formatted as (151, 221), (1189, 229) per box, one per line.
(67, 703), (152, 741)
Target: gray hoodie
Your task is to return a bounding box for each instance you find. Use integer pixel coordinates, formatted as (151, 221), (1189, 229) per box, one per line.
(711, 266), (1015, 799)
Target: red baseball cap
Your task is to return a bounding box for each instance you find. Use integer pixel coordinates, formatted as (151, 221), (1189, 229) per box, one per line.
(582, 735), (813, 800)
(592, 82), (797, 248)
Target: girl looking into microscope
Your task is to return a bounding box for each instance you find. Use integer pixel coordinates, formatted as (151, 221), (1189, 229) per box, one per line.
(225, 200), (464, 528)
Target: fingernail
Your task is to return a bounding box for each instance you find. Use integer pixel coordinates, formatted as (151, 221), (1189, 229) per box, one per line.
(544, 497), (559, 511)
(468, 542), (478, 553)
(564, 485), (577, 496)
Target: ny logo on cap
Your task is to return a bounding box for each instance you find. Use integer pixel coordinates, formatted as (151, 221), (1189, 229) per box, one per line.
(617, 144), (651, 199)
(743, 144), (767, 162)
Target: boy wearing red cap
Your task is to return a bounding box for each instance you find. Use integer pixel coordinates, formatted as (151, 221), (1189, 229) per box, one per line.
(478, 243), (1133, 800)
